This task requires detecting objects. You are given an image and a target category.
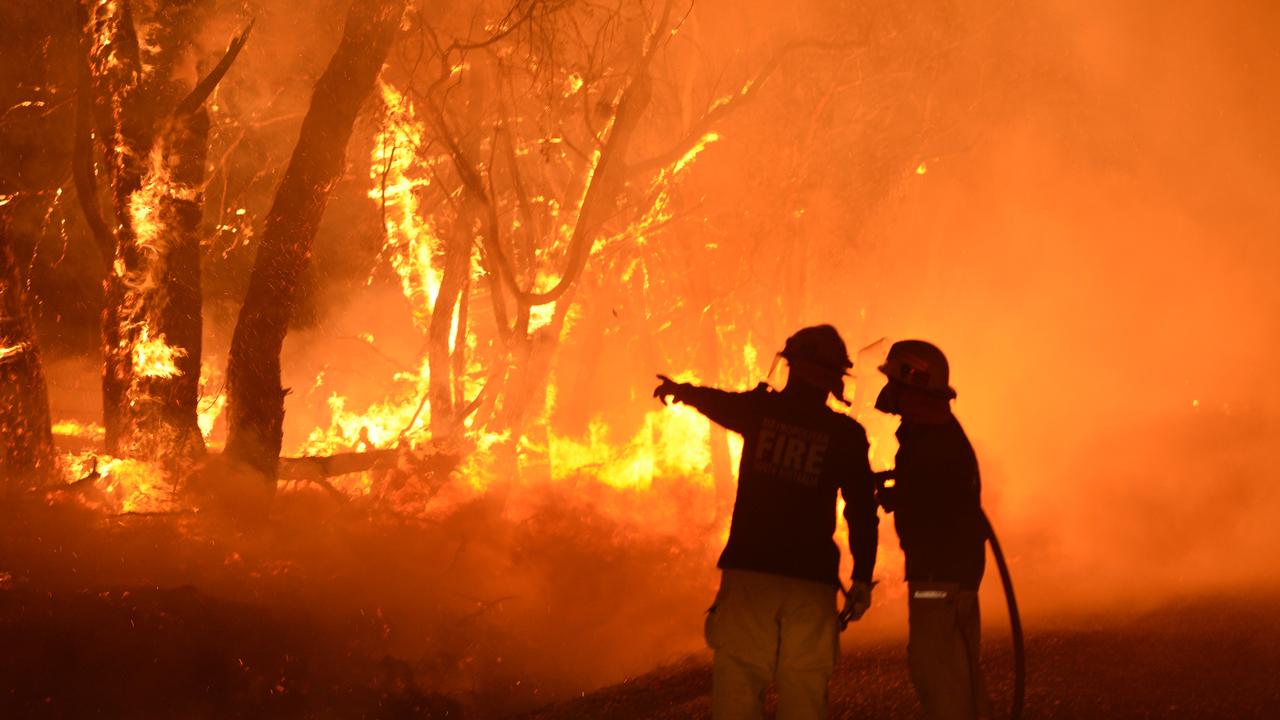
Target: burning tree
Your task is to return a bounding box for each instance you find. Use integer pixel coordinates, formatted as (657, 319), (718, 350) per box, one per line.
(76, 0), (251, 464)
(223, 0), (406, 480)
(285, 0), (807, 493)
(2, 0), (966, 515)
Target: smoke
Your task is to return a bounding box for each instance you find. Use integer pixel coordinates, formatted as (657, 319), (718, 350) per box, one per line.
(833, 0), (1280, 614)
(192, 0), (1280, 678)
(8, 0), (1280, 712)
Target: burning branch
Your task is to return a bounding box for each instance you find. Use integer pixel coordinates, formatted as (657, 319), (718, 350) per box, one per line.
(71, 0), (262, 467)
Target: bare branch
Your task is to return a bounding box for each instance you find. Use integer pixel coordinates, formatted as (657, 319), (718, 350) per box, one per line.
(175, 20), (256, 117)
(628, 39), (866, 178)
(72, 71), (114, 264)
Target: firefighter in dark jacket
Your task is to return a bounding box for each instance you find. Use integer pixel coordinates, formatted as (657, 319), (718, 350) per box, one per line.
(654, 325), (879, 720)
(874, 340), (991, 720)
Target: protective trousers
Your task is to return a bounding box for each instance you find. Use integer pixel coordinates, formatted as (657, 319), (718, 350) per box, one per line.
(705, 569), (839, 720)
(907, 582), (992, 720)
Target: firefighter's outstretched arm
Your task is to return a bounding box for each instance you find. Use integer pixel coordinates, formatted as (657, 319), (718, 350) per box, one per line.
(653, 374), (757, 434)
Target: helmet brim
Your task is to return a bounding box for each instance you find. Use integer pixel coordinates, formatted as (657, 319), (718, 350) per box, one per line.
(877, 363), (957, 399)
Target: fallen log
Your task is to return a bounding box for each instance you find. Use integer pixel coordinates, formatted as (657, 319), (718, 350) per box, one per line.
(277, 449), (398, 481)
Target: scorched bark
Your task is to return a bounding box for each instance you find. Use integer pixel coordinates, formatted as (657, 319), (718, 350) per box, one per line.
(224, 0), (405, 480)
(0, 217), (56, 488)
(79, 0), (244, 462)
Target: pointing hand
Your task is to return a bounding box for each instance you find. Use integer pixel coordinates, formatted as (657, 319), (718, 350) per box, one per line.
(653, 374), (683, 405)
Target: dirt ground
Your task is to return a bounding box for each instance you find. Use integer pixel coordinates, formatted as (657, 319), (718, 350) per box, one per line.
(516, 594), (1280, 720)
(3, 584), (1278, 719)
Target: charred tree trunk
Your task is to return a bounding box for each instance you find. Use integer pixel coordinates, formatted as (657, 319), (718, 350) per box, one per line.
(80, 0), (240, 463)
(120, 109), (209, 461)
(224, 0), (404, 480)
(0, 216), (57, 490)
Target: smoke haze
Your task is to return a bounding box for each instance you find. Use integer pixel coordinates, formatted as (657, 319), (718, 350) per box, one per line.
(5, 0), (1280, 711)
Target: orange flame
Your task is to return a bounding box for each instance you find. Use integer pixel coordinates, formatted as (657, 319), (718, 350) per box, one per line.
(131, 322), (186, 379)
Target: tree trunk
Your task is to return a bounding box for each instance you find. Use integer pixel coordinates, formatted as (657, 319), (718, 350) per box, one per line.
(486, 70), (654, 440)
(224, 0), (405, 479)
(0, 216), (57, 491)
(81, 0), (215, 463)
(117, 109), (209, 462)
(427, 216), (472, 436)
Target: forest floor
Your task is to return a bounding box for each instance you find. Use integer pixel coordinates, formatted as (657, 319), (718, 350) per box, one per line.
(2, 581), (1278, 719)
(516, 592), (1280, 719)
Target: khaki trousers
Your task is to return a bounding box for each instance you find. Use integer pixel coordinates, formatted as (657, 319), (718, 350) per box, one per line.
(907, 582), (992, 720)
(704, 569), (839, 720)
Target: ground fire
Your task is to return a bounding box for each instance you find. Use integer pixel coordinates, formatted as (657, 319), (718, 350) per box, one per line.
(1, 0), (1278, 718)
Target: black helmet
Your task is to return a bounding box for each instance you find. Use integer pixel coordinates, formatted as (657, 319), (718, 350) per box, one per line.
(877, 339), (956, 399)
(780, 325), (853, 395)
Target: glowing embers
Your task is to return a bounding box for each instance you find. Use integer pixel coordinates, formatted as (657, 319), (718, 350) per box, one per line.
(563, 72), (585, 97)
(131, 322), (186, 378)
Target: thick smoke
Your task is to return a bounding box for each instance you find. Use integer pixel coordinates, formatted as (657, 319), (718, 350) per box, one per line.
(5, 0), (1279, 713)
(842, 0), (1280, 614)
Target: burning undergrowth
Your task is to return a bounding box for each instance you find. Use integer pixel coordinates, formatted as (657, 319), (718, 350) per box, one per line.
(2, 434), (735, 717)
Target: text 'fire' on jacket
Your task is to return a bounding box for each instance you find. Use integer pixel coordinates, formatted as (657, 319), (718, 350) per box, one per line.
(676, 383), (879, 586)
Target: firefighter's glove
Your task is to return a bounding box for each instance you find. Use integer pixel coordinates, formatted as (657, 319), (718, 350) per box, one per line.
(839, 580), (875, 629)
(653, 374), (688, 406)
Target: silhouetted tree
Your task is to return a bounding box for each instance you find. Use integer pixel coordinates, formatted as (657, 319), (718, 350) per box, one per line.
(0, 213), (56, 489)
(224, 0), (407, 480)
(78, 0), (250, 463)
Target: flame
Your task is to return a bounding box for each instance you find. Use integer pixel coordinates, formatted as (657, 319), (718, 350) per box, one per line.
(528, 302), (557, 333)
(296, 80), (739, 516)
(59, 452), (172, 515)
(368, 82), (444, 328)
(197, 365), (227, 443)
(673, 132), (720, 174)
(548, 404), (716, 491)
(300, 82), (489, 460)
(127, 151), (169, 267)
(131, 322), (186, 378)
(52, 420), (106, 441)
(563, 72), (585, 97)
(0, 343), (28, 362)
(119, 140), (197, 385)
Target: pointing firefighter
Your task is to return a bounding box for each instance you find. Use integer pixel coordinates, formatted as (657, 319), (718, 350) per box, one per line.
(874, 340), (992, 720)
(654, 325), (879, 720)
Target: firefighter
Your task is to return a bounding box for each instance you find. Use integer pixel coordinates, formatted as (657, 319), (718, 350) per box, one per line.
(654, 325), (879, 720)
(874, 340), (992, 720)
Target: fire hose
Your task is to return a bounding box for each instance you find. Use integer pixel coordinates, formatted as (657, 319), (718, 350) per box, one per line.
(840, 474), (1025, 720)
(981, 507), (1025, 720)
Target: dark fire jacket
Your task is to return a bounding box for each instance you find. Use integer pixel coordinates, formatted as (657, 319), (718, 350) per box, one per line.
(891, 417), (986, 589)
(674, 383), (879, 586)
